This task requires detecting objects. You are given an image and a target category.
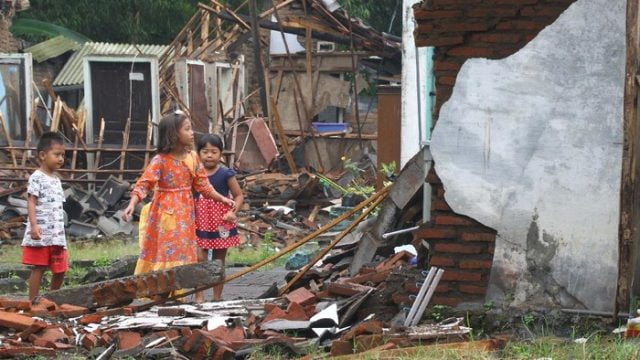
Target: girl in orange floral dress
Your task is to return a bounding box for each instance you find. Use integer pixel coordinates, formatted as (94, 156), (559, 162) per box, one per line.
(122, 112), (234, 280)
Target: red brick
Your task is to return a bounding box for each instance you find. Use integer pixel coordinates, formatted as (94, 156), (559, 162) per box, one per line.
(438, 76), (457, 86)
(379, 250), (414, 270)
(81, 333), (99, 350)
(429, 256), (455, 267)
(447, 46), (495, 58)
(0, 299), (31, 311)
(208, 325), (245, 343)
(496, 20), (547, 31)
(285, 287), (317, 306)
(466, 8), (518, 17)
(285, 301), (310, 321)
(19, 319), (48, 340)
(433, 243), (483, 254)
(426, 171), (442, 184)
(442, 270), (482, 282)
(55, 303), (89, 318)
(488, 245), (495, 254)
(79, 313), (104, 325)
(436, 22), (492, 32)
(414, 9), (463, 19)
(459, 284), (488, 295)
(99, 333), (112, 346)
(116, 331), (142, 350)
(0, 310), (34, 330)
(331, 340), (354, 356)
(416, 228), (457, 239)
(349, 269), (391, 285)
(488, 0), (537, 4)
(432, 296), (461, 307)
(29, 327), (68, 344)
(434, 60), (462, 71)
(341, 320), (383, 341)
(392, 294), (413, 306)
(521, 6), (567, 17)
(416, 35), (465, 47)
(432, 199), (452, 211)
(459, 259), (493, 269)
(461, 232), (496, 242)
(471, 33), (522, 44)
(430, 0), (482, 6)
(436, 284), (451, 293)
(434, 215), (475, 226)
(328, 282), (374, 297)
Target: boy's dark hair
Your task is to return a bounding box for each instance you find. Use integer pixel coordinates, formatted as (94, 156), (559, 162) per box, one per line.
(37, 132), (65, 153)
(197, 134), (224, 153)
(158, 112), (188, 153)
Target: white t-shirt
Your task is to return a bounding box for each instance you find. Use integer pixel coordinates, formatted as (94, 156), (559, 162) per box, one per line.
(21, 170), (66, 247)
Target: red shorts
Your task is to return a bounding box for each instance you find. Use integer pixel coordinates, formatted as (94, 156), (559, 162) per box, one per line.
(22, 246), (68, 273)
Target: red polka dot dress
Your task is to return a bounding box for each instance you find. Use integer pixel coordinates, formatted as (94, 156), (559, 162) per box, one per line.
(195, 166), (240, 249)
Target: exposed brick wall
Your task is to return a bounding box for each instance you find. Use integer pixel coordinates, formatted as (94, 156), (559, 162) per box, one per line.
(413, 0), (577, 116)
(416, 169), (497, 307)
(409, 0), (577, 307)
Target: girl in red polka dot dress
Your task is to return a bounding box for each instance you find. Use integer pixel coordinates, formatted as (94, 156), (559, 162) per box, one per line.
(194, 134), (244, 303)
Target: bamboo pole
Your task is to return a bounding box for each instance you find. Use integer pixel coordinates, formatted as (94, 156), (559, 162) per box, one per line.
(279, 192), (387, 295)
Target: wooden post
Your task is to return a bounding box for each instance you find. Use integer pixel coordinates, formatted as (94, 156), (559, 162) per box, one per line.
(119, 118), (131, 181)
(144, 113), (153, 168)
(94, 118), (106, 172)
(617, 0), (640, 316)
(0, 112), (18, 169)
(270, 97), (297, 174)
(249, 0), (269, 117)
(70, 109), (85, 179)
(348, 11), (363, 150)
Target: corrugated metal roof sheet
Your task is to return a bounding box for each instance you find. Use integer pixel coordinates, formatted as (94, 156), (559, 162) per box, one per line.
(53, 42), (170, 87)
(24, 36), (81, 63)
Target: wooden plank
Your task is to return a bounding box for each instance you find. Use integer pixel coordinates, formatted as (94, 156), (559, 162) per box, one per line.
(118, 118), (131, 181)
(617, 0), (640, 316)
(270, 96), (297, 174)
(0, 112), (18, 169)
(22, 99), (38, 169)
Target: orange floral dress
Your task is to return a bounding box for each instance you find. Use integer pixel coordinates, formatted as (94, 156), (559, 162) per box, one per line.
(132, 152), (216, 275)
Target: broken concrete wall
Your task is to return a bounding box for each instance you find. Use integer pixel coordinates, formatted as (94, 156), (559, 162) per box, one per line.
(430, 0), (624, 312)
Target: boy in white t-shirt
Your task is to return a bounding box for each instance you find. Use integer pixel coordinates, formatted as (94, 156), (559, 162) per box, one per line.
(22, 132), (67, 300)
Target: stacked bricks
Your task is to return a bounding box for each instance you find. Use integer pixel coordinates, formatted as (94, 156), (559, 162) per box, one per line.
(415, 169), (497, 307)
(412, 0), (577, 116)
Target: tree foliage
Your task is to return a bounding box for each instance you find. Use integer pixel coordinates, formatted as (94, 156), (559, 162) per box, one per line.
(338, 0), (402, 36)
(16, 0), (197, 44)
(14, 0), (401, 44)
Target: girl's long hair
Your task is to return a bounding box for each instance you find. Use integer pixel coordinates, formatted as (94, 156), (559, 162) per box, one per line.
(158, 112), (188, 154)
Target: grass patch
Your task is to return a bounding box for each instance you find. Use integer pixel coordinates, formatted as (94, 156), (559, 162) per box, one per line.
(227, 232), (289, 268)
(0, 239), (139, 266)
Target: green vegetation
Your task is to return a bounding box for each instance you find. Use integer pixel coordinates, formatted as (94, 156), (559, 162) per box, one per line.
(226, 231), (288, 268)
(0, 240), (139, 265)
(14, 0), (401, 45)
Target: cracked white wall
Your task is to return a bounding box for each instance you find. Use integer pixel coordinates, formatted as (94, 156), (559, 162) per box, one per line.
(430, 0), (624, 311)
